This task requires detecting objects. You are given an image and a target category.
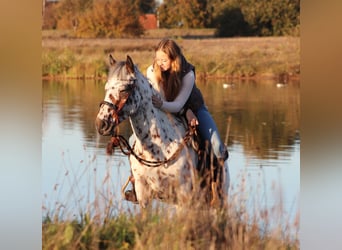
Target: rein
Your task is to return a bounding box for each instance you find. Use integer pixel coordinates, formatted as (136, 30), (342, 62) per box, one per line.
(110, 125), (197, 167)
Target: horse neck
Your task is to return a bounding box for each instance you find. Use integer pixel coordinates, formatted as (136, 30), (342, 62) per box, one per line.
(129, 79), (185, 159)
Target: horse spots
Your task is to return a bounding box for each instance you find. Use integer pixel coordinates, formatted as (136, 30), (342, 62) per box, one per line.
(150, 176), (157, 183)
(136, 126), (142, 134)
(152, 134), (160, 139)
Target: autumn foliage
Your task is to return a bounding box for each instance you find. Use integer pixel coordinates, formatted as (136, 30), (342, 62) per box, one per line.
(42, 0), (300, 38)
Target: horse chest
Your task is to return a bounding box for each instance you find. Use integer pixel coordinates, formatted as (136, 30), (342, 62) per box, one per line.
(130, 156), (189, 190)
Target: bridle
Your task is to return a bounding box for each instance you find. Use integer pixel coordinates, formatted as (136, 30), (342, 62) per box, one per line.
(99, 78), (136, 128)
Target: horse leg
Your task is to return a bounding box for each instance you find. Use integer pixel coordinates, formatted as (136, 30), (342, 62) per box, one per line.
(134, 177), (151, 209)
(177, 166), (196, 206)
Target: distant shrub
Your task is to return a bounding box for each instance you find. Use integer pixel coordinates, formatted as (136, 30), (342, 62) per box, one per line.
(42, 50), (76, 76)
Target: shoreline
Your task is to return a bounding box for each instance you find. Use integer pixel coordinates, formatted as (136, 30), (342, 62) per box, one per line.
(42, 72), (300, 83)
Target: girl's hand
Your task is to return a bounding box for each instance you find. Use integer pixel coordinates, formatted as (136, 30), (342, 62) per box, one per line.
(152, 94), (163, 108)
(186, 109), (199, 127)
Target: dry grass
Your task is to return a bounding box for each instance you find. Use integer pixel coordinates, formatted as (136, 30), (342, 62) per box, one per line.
(43, 164), (299, 249)
(42, 120), (299, 249)
(42, 29), (300, 80)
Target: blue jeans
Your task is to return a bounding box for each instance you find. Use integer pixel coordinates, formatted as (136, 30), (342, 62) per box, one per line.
(195, 105), (228, 160)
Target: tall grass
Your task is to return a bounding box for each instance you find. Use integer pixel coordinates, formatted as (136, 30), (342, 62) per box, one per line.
(42, 125), (299, 250)
(42, 30), (300, 81)
(42, 159), (299, 249)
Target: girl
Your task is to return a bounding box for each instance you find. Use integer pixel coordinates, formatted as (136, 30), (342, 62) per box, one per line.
(147, 38), (229, 162)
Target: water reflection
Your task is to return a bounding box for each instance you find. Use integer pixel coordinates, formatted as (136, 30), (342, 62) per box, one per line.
(42, 78), (300, 234)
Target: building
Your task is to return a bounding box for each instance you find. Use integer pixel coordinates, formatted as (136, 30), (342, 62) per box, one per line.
(139, 14), (158, 30)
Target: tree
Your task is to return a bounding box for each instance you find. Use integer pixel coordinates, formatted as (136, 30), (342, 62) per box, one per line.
(212, 0), (300, 37)
(158, 0), (210, 28)
(138, 0), (157, 13)
(55, 0), (93, 30)
(214, 7), (250, 37)
(75, 0), (144, 38)
(42, 1), (59, 29)
(239, 0), (300, 36)
(157, 0), (181, 28)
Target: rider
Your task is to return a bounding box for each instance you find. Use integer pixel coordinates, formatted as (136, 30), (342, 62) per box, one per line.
(148, 38), (229, 163)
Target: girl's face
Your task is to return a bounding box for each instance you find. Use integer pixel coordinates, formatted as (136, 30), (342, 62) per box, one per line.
(155, 50), (171, 71)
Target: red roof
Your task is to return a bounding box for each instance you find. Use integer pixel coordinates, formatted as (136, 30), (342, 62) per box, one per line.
(139, 14), (158, 30)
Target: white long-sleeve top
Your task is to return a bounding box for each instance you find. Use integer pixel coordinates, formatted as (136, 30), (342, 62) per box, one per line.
(146, 65), (195, 113)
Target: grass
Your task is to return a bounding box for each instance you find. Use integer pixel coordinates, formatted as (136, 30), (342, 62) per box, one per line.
(42, 29), (300, 81)
(42, 161), (299, 250)
(42, 123), (299, 250)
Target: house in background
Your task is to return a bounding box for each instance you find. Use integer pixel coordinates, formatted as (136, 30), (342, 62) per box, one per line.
(139, 14), (158, 30)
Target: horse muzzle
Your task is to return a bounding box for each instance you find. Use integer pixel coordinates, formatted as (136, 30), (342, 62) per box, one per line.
(95, 117), (115, 136)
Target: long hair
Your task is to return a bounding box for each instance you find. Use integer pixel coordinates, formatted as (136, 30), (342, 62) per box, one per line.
(153, 38), (183, 101)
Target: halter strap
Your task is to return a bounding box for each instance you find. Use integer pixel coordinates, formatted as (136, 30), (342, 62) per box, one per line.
(99, 78), (136, 127)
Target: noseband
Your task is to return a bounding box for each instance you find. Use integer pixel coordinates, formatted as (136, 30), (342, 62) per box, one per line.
(99, 78), (136, 126)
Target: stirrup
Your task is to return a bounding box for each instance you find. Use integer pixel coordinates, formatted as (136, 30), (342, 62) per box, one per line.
(124, 190), (138, 204)
(121, 176), (139, 204)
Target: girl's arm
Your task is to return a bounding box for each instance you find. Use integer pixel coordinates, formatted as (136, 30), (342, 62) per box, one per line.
(156, 71), (195, 113)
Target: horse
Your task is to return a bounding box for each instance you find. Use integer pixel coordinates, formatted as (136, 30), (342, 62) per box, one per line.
(95, 55), (229, 208)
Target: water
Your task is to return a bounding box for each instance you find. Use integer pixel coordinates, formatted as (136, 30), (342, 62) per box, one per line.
(42, 78), (300, 235)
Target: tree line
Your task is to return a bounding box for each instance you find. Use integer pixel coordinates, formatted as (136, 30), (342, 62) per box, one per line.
(42, 0), (300, 37)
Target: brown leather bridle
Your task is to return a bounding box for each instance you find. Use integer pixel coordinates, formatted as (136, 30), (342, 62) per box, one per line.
(99, 78), (136, 127)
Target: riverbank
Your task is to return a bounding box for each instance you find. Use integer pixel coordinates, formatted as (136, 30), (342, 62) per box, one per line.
(42, 30), (300, 82)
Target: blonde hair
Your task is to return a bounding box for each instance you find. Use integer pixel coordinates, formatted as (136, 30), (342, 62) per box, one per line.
(153, 38), (183, 101)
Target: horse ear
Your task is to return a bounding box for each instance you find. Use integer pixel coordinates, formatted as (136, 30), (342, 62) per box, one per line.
(109, 54), (116, 66)
(126, 55), (135, 74)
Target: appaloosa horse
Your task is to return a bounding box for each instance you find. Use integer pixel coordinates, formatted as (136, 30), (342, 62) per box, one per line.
(95, 55), (228, 208)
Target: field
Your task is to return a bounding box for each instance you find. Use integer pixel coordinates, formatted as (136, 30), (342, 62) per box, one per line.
(42, 29), (300, 81)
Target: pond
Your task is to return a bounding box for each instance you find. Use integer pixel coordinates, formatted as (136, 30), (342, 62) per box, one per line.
(42, 77), (300, 235)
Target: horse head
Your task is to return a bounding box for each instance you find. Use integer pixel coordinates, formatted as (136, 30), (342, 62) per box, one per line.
(95, 54), (141, 136)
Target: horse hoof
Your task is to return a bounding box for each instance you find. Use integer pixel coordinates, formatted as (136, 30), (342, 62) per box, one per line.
(124, 190), (139, 204)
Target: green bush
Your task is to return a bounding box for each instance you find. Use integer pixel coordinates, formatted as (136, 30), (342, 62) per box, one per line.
(42, 50), (76, 76)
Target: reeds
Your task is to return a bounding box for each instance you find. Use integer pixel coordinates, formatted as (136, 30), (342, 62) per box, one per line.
(42, 30), (300, 81)
(42, 120), (299, 249)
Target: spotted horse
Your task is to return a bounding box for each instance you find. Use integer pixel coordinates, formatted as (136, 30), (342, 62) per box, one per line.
(95, 55), (229, 208)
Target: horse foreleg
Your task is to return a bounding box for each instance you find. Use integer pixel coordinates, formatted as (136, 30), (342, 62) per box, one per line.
(134, 177), (151, 209)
